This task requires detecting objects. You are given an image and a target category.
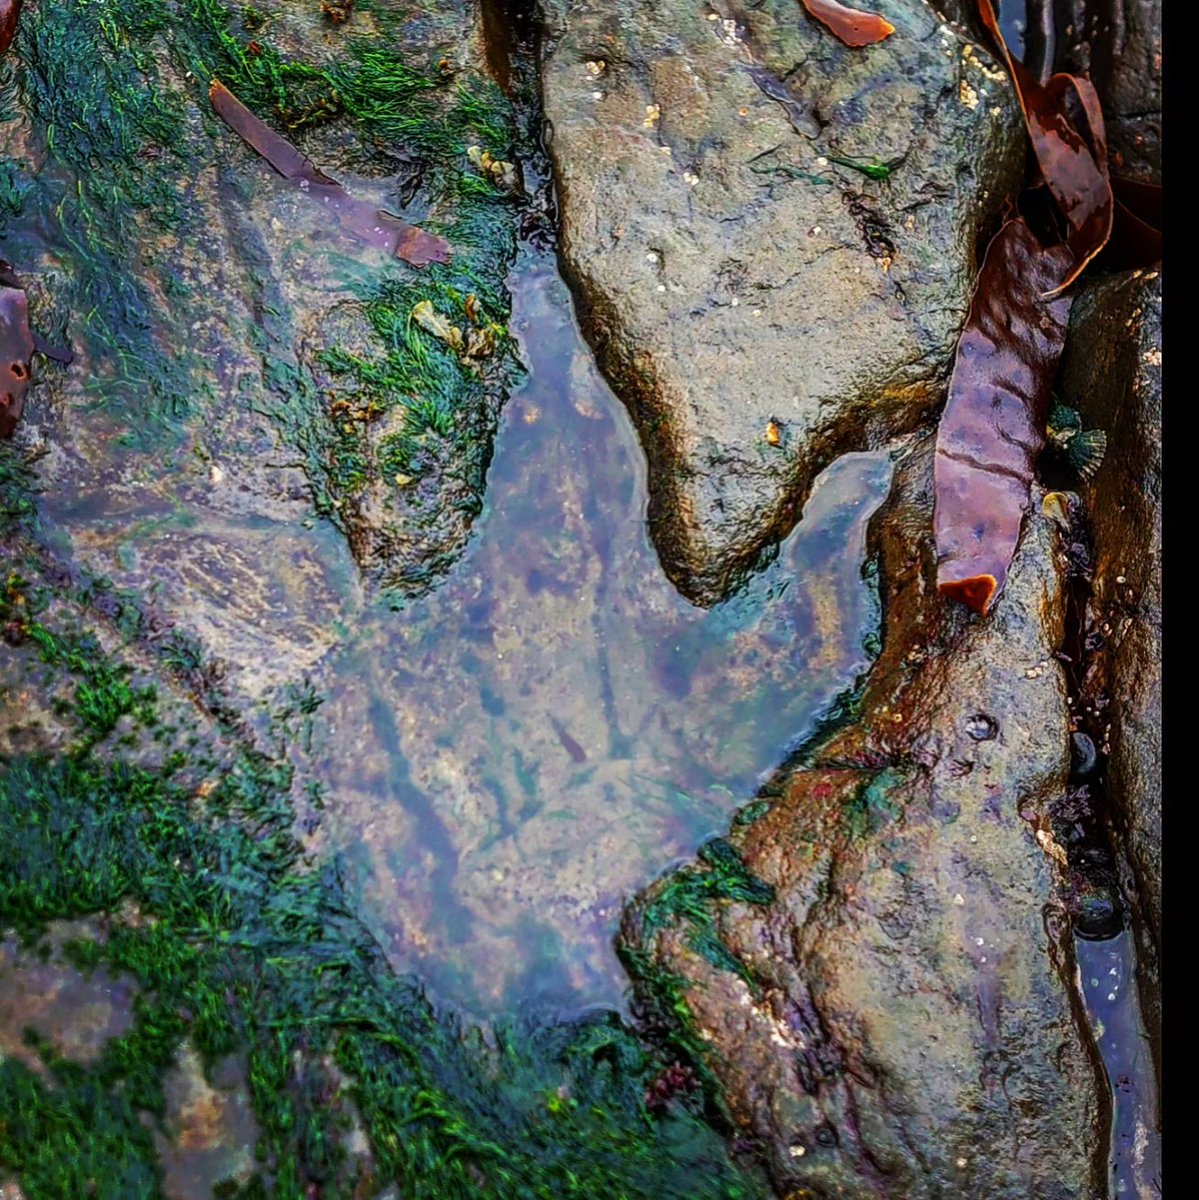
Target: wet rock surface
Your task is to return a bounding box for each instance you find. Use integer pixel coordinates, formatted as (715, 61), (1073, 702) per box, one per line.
(1059, 267), (1162, 1068)
(621, 438), (1108, 1198)
(4, 0), (523, 649)
(541, 0), (1025, 605)
(0, 921), (138, 1075)
(1058, 0), (1162, 183)
(0, 1), (1161, 1195)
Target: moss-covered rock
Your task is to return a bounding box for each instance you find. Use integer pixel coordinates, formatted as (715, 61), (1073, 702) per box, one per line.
(1, 471), (770, 1198)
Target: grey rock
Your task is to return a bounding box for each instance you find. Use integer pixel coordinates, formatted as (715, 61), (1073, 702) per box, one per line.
(542, 0), (1025, 604)
(1060, 0), (1161, 182)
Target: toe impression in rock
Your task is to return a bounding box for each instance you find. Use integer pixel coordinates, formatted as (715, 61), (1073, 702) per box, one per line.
(976, 0), (1112, 296)
(933, 217), (1073, 614)
(798, 0), (895, 47)
(209, 79), (451, 267)
(0, 281), (34, 440)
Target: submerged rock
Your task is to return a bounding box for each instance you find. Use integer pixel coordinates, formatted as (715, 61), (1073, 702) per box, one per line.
(1059, 267), (1162, 1073)
(620, 438), (1108, 1196)
(541, 0), (1024, 604)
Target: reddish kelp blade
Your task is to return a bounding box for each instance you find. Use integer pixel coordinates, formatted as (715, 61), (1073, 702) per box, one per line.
(0, 0), (22, 57)
(209, 80), (450, 267)
(933, 217), (1074, 614)
(210, 78), (338, 187)
(0, 282), (35, 439)
(799, 0), (894, 47)
(976, 0), (1112, 297)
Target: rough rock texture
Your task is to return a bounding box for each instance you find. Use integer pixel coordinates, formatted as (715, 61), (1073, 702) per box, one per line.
(1059, 267), (1162, 1070)
(541, 0), (1025, 604)
(1059, 0), (1162, 183)
(4, 0), (522, 652)
(621, 438), (1107, 1197)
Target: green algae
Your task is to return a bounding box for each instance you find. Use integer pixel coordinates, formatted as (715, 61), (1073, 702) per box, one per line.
(619, 836), (774, 1076)
(4, 0), (525, 596)
(840, 768), (905, 844)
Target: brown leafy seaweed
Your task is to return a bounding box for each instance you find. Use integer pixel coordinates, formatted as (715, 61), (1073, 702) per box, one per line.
(798, 0), (894, 47)
(0, 0), (21, 57)
(209, 79), (450, 267)
(976, 0), (1112, 296)
(0, 274), (34, 440)
(1106, 176), (1162, 271)
(933, 217), (1073, 614)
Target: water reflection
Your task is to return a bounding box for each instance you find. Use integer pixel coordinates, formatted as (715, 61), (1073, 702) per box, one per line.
(309, 261), (892, 1015)
(28, 241), (891, 1019)
(1075, 934), (1161, 1198)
